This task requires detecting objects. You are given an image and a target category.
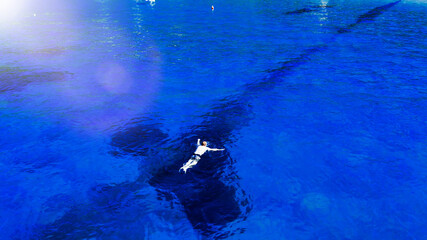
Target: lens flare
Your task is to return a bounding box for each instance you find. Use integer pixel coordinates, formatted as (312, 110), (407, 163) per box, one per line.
(96, 62), (133, 94)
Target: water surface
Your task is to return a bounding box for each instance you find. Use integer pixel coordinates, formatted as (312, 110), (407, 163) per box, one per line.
(0, 0), (426, 239)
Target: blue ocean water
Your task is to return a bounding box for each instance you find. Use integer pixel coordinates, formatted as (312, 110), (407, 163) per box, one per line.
(0, 0), (426, 239)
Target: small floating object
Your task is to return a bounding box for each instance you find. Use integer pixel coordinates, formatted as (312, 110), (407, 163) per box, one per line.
(33, 13), (36, 17)
(212, 5), (214, 11)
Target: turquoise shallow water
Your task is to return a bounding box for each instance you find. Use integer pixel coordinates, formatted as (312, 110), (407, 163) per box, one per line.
(0, 0), (426, 239)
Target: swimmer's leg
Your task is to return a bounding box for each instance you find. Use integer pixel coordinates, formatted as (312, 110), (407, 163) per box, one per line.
(179, 159), (199, 174)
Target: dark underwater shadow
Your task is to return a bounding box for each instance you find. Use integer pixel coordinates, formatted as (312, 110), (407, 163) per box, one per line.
(34, 1), (403, 238)
(0, 66), (73, 93)
(147, 98), (254, 238)
(337, 0), (401, 33)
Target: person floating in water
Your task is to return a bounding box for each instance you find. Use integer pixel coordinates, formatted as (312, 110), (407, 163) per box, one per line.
(179, 139), (224, 173)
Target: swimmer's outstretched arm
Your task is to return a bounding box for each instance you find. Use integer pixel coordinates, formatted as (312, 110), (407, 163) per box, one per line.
(207, 147), (225, 151)
(197, 138), (201, 146)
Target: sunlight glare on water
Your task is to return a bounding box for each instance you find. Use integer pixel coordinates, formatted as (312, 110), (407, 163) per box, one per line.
(0, 0), (26, 22)
(0, 0), (163, 132)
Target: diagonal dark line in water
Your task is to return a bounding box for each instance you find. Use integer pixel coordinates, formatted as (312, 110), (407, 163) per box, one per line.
(337, 0), (401, 33)
(36, 2), (403, 238)
(145, 1), (402, 232)
(285, 7), (315, 15)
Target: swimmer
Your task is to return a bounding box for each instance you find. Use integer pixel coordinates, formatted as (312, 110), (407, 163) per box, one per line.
(179, 139), (224, 173)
